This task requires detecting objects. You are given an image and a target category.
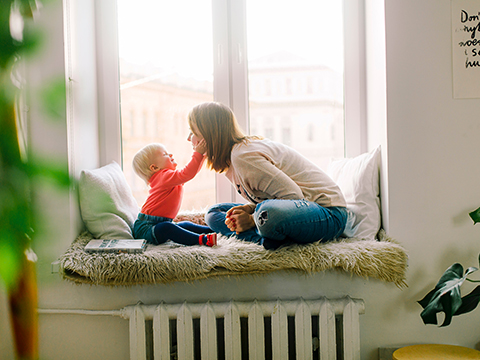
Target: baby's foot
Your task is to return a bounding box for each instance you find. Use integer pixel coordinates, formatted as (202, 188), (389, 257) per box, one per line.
(206, 233), (217, 247)
(199, 233), (217, 247)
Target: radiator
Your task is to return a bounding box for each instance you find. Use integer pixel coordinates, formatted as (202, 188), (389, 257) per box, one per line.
(121, 296), (365, 360)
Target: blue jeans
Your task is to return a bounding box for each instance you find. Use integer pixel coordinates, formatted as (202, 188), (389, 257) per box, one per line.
(133, 213), (212, 246)
(205, 200), (348, 250)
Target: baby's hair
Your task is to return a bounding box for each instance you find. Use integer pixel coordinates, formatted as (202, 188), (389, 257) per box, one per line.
(132, 143), (165, 184)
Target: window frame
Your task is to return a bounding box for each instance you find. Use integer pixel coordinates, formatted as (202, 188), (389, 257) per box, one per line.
(95, 0), (368, 205)
(94, 0), (123, 167)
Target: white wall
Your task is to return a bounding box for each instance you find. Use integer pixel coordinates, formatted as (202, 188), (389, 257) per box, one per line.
(3, 1), (480, 359)
(382, 0), (480, 349)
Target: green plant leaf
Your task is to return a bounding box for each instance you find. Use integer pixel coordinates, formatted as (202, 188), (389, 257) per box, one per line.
(418, 263), (477, 326)
(0, 238), (23, 290)
(469, 207), (480, 224)
(454, 285), (480, 316)
(40, 76), (66, 120)
(30, 157), (72, 189)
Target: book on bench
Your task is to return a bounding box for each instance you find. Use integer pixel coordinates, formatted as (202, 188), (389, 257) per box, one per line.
(85, 239), (147, 254)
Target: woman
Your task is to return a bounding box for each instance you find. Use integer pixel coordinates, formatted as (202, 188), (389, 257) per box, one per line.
(187, 102), (348, 249)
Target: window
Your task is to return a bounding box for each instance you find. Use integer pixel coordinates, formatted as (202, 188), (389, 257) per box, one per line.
(112, 0), (361, 210)
(117, 0), (215, 210)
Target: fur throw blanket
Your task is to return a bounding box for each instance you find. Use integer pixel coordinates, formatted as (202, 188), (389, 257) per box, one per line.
(60, 213), (407, 287)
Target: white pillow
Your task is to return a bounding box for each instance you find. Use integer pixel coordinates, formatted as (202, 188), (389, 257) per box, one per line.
(327, 146), (381, 240)
(78, 161), (139, 239)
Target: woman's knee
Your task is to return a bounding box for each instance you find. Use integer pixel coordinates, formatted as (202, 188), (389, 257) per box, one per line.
(254, 201), (285, 239)
(254, 199), (317, 240)
(206, 203), (240, 220)
(206, 203), (224, 214)
(254, 200), (288, 223)
(205, 203), (231, 231)
(205, 207), (221, 229)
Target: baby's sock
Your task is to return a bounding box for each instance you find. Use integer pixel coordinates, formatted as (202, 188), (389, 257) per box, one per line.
(199, 233), (217, 247)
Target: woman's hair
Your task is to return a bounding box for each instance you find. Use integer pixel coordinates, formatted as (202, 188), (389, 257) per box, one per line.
(188, 102), (256, 173)
(132, 143), (164, 184)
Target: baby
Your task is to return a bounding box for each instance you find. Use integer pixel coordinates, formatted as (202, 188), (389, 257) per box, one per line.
(132, 141), (216, 246)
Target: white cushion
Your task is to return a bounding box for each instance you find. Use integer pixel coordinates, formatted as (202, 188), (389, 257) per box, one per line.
(327, 146), (381, 240)
(78, 161), (139, 239)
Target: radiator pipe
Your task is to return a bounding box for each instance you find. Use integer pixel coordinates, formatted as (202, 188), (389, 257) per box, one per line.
(37, 296), (365, 320)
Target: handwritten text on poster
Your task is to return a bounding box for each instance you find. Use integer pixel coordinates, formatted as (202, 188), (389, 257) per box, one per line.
(452, 0), (480, 98)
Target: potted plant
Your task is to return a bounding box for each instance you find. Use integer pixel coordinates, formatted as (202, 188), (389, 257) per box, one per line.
(1, 1), (70, 358)
(418, 208), (480, 326)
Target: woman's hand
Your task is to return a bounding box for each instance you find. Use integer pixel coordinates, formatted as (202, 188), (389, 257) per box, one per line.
(193, 139), (207, 155)
(225, 204), (256, 234)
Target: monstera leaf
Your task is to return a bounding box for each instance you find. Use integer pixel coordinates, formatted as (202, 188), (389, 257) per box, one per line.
(419, 208), (480, 326)
(418, 263), (480, 326)
(455, 284), (480, 316)
(469, 206), (480, 224)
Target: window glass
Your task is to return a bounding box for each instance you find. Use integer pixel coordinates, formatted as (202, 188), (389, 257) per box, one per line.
(117, 0), (215, 211)
(246, 0), (345, 169)
(117, 0), (346, 210)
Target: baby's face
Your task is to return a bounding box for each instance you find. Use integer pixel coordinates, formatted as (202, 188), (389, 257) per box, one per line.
(151, 146), (176, 171)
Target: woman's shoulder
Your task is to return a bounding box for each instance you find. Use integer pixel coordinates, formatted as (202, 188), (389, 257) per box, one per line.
(232, 137), (280, 150)
(231, 138), (293, 164)
(231, 138), (269, 156)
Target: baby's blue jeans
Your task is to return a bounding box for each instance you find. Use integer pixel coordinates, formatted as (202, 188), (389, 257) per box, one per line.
(205, 199), (348, 249)
(133, 213), (212, 245)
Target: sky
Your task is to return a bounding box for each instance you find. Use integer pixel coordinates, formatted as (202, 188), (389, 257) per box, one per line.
(117, 0), (344, 80)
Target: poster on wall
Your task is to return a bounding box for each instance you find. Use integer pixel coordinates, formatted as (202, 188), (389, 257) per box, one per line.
(452, 0), (480, 98)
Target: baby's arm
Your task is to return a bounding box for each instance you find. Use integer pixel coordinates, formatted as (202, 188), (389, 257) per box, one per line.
(160, 149), (205, 186)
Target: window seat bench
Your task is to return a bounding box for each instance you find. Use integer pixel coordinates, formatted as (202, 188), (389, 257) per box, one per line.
(59, 227), (407, 288)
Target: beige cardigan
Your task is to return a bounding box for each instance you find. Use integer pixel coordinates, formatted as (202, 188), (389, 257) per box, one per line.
(224, 139), (346, 207)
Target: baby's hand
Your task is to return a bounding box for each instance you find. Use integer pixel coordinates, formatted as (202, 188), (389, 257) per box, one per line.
(193, 139), (207, 155)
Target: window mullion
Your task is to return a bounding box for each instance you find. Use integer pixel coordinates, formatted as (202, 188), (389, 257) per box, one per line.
(227, 0), (249, 204)
(212, 0), (231, 106)
(212, 0), (243, 204)
(228, 0), (249, 135)
(95, 0), (122, 166)
(343, 0), (367, 157)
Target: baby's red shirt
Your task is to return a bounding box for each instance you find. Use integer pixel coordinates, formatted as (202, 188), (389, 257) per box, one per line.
(140, 151), (205, 219)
